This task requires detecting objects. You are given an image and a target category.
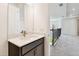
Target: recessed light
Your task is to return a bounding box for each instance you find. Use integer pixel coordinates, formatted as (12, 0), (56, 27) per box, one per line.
(72, 8), (76, 11)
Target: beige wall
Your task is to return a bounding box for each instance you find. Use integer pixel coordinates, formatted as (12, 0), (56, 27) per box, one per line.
(0, 3), (8, 56)
(33, 4), (49, 56)
(25, 4), (49, 56)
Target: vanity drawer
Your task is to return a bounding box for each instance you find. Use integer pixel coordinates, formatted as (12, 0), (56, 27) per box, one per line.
(22, 38), (44, 55)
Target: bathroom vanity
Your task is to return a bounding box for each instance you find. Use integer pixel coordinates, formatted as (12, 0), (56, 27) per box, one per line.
(8, 34), (45, 56)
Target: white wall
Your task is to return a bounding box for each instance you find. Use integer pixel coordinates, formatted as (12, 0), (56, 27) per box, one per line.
(48, 3), (66, 18)
(0, 3), (8, 56)
(61, 17), (78, 36)
(61, 4), (79, 36)
(67, 3), (79, 16)
(48, 3), (79, 18)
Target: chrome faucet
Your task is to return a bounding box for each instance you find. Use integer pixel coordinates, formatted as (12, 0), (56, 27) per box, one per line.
(21, 30), (27, 37)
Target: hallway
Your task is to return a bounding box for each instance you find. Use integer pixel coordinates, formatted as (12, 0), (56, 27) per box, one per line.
(50, 34), (79, 56)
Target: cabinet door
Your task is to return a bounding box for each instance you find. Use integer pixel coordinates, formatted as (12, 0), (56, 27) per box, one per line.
(24, 49), (35, 56)
(35, 44), (44, 56)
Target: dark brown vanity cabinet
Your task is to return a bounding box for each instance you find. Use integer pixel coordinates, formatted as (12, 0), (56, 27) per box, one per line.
(24, 44), (44, 56)
(8, 37), (44, 56)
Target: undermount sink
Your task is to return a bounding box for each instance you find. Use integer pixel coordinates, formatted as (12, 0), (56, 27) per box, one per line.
(19, 34), (39, 40)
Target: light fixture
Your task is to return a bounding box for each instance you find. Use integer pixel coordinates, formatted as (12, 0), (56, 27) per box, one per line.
(72, 8), (76, 11)
(59, 3), (63, 7)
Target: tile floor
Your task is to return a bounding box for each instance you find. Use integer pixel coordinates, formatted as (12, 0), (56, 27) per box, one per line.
(50, 34), (79, 56)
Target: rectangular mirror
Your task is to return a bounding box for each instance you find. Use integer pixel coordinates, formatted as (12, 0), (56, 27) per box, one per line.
(8, 3), (26, 39)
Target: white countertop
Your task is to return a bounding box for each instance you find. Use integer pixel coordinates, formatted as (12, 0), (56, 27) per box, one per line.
(8, 33), (45, 47)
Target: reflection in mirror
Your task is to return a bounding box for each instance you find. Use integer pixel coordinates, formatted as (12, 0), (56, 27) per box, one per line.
(8, 3), (26, 39)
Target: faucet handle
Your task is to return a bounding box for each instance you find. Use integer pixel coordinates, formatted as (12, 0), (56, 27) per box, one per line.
(21, 30), (23, 33)
(24, 31), (27, 34)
